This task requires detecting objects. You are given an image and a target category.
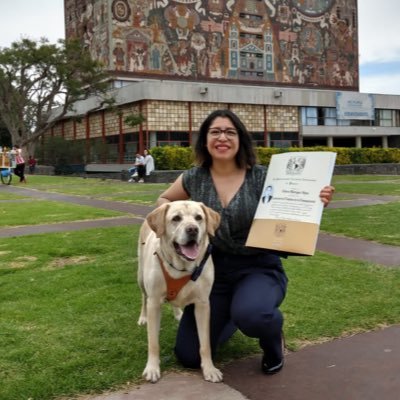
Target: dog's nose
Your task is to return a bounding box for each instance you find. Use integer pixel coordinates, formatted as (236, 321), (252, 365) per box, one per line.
(186, 225), (199, 238)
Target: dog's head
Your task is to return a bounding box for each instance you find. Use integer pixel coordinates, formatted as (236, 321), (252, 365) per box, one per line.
(146, 201), (220, 262)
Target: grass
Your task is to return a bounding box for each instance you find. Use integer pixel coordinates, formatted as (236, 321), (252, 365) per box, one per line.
(322, 202), (400, 246)
(1, 174), (400, 399)
(15, 175), (169, 205)
(0, 200), (125, 228)
(332, 174), (400, 196)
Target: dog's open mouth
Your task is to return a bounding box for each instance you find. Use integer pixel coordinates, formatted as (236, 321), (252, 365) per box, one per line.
(174, 240), (199, 261)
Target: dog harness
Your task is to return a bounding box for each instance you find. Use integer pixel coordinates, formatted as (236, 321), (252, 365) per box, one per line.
(154, 244), (213, 301)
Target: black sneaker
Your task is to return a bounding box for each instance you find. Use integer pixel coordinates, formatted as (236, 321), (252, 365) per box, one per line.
(261, 356), (284, 375)
(261, 332), (285, 375)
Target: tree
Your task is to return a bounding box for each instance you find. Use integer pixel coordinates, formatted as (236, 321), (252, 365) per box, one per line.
(0, 117), (11, 148)
(124, 113), (146, 128)
(0, 38), (114, 154)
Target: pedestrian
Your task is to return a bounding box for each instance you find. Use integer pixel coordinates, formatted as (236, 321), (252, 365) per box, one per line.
(136, 153), (146, 183)
(128, 152), (144, 182)
(28, 155), (37, 174)
(140, 149), (155, 182)
(156, 109), (335, 374)
(13, 145), (27, 183)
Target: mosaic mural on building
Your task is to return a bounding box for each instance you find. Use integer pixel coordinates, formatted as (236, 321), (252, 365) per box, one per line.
(65, 0), (358, 89)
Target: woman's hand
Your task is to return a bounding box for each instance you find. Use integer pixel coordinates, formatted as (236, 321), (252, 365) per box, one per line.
(320, 185), (335, 207)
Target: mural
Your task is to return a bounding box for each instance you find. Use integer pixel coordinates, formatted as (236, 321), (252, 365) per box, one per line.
(65, 0), (358, 89)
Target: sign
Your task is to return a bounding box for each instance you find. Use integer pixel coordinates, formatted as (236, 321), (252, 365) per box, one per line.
(336, 92), (375, 120)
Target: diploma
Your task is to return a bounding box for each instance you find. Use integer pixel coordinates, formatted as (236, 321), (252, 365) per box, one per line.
(246, 151), (336, 255)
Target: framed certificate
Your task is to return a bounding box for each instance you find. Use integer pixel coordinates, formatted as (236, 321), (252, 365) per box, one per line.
(246, 151), (336, 255)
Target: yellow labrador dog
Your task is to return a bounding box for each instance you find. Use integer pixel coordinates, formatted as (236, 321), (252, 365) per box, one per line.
(137, 200), (223, 383)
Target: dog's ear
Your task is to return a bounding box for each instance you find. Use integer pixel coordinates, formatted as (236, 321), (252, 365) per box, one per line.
(201, 203), (221, 236)
(146, 203), (169, 237)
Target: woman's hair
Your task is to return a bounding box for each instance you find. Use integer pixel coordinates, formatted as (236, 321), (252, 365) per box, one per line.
(194, 109), (257, 168)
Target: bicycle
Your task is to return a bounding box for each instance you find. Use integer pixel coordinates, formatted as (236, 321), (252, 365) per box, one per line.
(1, 150), (14, 185)
(1, 167), (13, 185)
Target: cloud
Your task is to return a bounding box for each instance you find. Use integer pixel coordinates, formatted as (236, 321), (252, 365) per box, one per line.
(0, 0), (64, 48)
(358, 0), (400, 65)
(360, 70), (400, 95)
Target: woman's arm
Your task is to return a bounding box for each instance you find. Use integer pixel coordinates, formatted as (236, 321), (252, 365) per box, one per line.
(156, 174), (190, 206)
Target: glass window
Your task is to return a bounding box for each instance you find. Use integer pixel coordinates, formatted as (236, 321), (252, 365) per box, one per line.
(323, 108), (337, 126)
(269, 132), (299, 148)
(377, 109), (393, 127)
(301, 107), (317, 126)
(155, 131), (190, 147)
(251, 132), (265, 147)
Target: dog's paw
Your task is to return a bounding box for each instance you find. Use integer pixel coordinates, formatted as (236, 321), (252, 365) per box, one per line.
(202, 366), (223, 383)
(137, 315), (147, 325)
(142, 365), (161, 383)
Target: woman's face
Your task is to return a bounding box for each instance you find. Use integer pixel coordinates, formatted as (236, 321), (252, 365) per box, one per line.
(206, 117), (239, 163)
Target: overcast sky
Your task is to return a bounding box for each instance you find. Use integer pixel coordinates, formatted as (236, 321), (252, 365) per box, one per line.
(0, 0), (399, 95)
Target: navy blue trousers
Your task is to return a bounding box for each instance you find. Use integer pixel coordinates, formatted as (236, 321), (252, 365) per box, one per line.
(174, 249), (288, 369)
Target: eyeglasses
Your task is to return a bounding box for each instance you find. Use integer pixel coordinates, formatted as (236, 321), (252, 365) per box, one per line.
(207, 128), (238, 138)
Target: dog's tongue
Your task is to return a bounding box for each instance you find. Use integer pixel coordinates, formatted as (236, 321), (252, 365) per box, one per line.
(180, 242), (199, 260)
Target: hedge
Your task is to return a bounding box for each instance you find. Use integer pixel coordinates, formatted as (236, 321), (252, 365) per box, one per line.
(151, 146), (400, 170)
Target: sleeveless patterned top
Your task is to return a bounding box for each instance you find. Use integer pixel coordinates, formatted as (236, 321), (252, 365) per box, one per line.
(182, 165), (271, 255)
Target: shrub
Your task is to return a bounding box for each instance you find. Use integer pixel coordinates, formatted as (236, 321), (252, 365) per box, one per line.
(149, 146), (400, 170)
(151, 146), (194, 170)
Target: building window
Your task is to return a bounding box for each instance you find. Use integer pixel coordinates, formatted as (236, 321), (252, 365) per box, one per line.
(376, 109), (393, 127)
(395, 110), (400, 126)
(323, 108), (337, 126)
(269, 132), (299, 148)
(301, 107), (318, 125)
(155, 131), (190, 147)
(302, 107), (383, 127)
(251, 132), (265, 147)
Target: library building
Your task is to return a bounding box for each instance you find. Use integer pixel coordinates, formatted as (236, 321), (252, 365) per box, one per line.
(47, 0), (400, 164)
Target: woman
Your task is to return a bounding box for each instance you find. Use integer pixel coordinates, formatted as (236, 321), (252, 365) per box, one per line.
(156, 109), (335, 374)
(142, 149), (155, 180)
(13, 145), (26, 183)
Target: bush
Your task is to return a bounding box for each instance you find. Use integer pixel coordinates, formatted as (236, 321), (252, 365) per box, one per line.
(150, 146), (400, 170)
(151, 146), (194, 170)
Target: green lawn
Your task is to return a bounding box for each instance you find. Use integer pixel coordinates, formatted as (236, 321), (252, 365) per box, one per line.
(1, 174), (400, 399)
(322, 202), (400, 246)
(0, 200), (125, 228)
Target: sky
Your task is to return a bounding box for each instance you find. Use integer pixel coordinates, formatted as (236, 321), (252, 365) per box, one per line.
(0, 0), (399, 95)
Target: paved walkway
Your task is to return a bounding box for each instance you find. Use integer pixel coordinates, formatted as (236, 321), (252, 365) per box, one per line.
(1, 185), (400, 400)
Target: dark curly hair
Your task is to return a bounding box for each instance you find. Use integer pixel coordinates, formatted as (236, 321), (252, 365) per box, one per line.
(194, 109), (257, 168)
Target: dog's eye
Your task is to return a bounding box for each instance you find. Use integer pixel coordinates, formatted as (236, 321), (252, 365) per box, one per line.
(172, 215), (182, 222)
(195, 214), (203, 221)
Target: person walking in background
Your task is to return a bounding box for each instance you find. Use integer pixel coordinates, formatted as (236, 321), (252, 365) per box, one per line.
(140, 149), (155, 182)
(28, 156), (37, 174)
(13, 145), (26, 183)
(156, 109), (335, 375)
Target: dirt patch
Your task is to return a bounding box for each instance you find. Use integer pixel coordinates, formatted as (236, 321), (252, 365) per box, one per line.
(46, 255), (95, 270)
(8, 255), (38, 269)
